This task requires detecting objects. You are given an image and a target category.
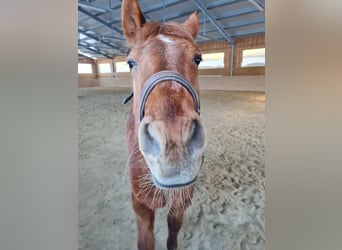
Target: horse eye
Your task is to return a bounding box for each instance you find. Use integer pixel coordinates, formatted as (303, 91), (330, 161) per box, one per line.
(127, 60), (137, 69)
(193, 54), (202, 66)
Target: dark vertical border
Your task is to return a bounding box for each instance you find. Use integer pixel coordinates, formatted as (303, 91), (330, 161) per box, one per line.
(266, 1), (342, 249)
(0, 1), (77, 250)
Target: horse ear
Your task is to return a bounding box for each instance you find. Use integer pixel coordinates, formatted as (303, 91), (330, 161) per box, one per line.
(122, 0), (146, 45)
(183, 11), (200, 39)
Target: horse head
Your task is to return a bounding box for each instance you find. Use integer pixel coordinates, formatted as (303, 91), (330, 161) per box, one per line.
(122, 0), (207, 190)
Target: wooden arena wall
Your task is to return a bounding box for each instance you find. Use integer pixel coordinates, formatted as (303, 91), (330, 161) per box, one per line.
(78, 35), (265, 91)
(197, 34), (265, 76)
(78, 57), (99, 87)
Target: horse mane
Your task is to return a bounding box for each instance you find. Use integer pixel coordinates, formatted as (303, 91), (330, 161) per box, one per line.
(135, 21), (195, 45)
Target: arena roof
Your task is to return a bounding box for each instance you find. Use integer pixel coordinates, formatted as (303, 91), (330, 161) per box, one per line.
(78, 0), (265, 59)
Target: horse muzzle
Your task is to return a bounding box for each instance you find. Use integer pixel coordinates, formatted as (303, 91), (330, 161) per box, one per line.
(138, 117), (206, 189)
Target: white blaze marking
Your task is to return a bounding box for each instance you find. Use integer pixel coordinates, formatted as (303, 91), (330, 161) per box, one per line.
(157, 34), (181, 91)
(158, 34), (174, 44)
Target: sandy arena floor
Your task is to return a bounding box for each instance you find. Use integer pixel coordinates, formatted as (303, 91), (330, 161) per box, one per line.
(78, 87), (265, 250)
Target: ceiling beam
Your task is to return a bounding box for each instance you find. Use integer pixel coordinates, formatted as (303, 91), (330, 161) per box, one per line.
(78, 2), (107, 13)
(155, 10), (195, 23)
(248, 0), (265, 11)
(200, 20), (265, 34)
(162, 9), (262, 29)
(216, 9), (261, 21)
(191, 0), (234, 44)
(143, 0), (184, 14)
(78, 42), (113, 59)
(230, 29), (265, 38)
(78, 29), (125, 53)
(206, 0), (241, 10)
(78, 52), (96, 60)
(78, 0), (114, 13)
(78, 6), (122, 35)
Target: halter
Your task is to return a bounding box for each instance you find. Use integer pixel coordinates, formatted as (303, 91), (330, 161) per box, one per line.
(138, 70), (200, 122)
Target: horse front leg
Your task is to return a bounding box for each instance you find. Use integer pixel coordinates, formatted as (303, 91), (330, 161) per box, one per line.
(166, 209), (184, 250)
(132, 194), (155, 250)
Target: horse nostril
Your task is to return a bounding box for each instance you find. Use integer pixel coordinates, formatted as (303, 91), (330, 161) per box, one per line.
(189, 119), (206, 152)
(145, 123), (154, 141)
(139, 122), (161, 156)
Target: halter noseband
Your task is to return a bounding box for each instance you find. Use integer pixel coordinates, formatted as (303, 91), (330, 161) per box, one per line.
(138, 70), (200, 122)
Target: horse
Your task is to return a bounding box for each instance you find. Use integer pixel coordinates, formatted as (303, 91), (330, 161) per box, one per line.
(122, 0), (207, 249)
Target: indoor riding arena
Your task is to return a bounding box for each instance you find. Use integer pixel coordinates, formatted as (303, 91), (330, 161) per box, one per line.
(78, 1), (265, 249)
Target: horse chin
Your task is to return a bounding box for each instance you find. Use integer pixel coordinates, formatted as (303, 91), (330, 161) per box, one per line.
(143, 154), (205, 190)
(151, 174), (198, 190)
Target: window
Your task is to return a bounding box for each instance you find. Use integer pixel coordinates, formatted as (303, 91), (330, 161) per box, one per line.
(115, 61), (130, 73)
(199, 52), (225, 69)
(99, 63), (112, 73)
(241, 48), (265, 67)
(78, 63), (92, 74)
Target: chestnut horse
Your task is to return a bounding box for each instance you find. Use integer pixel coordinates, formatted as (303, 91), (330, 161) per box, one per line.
(122, 0), (207, 249)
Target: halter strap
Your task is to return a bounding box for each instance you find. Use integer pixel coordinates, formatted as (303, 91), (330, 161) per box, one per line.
(121, 92), (133, 105)
(139, 70), (200, 122)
